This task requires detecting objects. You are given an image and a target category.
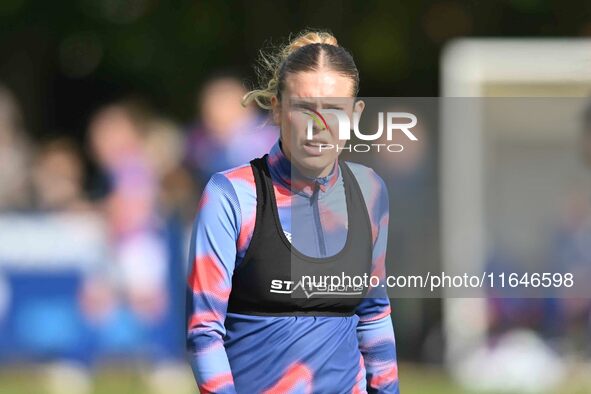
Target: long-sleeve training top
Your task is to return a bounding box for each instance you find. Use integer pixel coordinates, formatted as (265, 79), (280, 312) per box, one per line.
(186, 138), (399, 393)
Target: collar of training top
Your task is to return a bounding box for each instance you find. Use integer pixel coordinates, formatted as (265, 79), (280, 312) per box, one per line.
(267, 139), (340, 196)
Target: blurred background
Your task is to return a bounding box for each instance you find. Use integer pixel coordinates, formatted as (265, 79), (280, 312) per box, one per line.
(2, 0), (591, 393)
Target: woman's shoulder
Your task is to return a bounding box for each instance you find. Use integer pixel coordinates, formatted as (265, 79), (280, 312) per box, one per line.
(218, 163), (256, 187)
(201, 163), (258, 217)
(202, 160), (253, 186)
(202, 162), (256, 198)
(342, 160), (389, 223)
(342, 160), (387, 193)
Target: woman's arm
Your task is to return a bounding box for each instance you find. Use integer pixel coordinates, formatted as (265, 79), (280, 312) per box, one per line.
(355, 169), (400, 394)
(186, 173), (240, 394)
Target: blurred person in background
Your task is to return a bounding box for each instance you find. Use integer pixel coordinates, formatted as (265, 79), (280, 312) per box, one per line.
(545, 99), (591, 356)
(144, 117), (200, 226)
(143, 118), (201, 378)
(185, 73), (277, 184)
(0, 84), (33, 211)
(83, 100), (195, 394)
(31, 137), (92, 212)
(87, 99), (168, 326)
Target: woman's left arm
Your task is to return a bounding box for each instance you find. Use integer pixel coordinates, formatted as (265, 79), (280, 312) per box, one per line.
(355, 170), (400, 394)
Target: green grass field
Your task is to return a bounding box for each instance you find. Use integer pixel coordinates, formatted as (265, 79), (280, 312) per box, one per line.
(1, 362), (591, 394)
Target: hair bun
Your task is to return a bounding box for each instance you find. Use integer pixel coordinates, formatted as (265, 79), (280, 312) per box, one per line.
(282, 30), (338, 58)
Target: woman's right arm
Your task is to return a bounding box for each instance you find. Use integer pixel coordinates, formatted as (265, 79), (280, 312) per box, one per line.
(186, 173), (240, 394)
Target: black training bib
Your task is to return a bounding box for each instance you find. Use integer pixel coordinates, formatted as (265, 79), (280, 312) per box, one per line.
(226, 154), (373, 316)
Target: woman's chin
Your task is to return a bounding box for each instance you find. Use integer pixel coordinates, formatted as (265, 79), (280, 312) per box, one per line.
(292, 152), (335, 176)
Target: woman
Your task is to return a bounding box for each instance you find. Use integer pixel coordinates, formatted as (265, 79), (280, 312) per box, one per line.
(186, 30), (399, 393)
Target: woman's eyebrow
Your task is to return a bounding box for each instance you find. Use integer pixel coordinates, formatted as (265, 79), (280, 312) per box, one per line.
(291, 100), (346, 108)
(292, 104), (316, 111)
(291, 99), (315, 106)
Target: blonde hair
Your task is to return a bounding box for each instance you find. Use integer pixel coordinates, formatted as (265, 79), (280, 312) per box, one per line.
(242, 29), (358, 110)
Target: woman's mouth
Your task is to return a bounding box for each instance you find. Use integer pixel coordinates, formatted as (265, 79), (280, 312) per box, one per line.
(302, 140), (328, 156)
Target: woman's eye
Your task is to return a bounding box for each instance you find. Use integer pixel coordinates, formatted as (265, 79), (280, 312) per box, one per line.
(290, 105), (307, 111)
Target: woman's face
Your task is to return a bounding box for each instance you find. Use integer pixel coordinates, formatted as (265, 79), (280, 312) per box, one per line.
(271, 70), (365, 178)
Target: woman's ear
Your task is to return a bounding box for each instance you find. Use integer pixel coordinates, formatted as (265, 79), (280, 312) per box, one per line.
(271, 95), (281, 124)
(353, 99), (365, 117)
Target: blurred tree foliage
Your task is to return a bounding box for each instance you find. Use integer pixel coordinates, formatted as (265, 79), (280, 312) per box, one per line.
(0, 0), (590, 138)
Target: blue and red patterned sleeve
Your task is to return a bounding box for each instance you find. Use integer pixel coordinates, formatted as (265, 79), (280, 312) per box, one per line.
(186, 172), (240, 394)
(352, 166), (400, 394)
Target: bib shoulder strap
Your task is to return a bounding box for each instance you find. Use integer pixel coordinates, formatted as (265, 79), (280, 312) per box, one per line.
(249, 154), (271, 207)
